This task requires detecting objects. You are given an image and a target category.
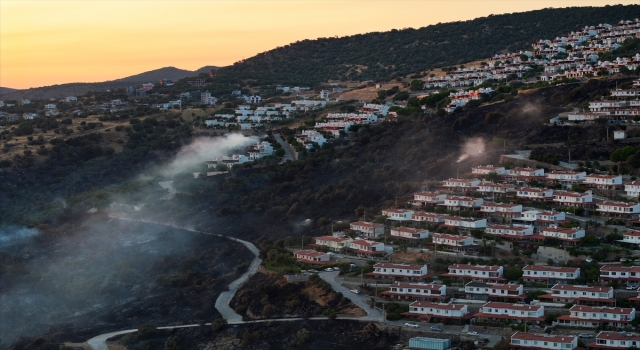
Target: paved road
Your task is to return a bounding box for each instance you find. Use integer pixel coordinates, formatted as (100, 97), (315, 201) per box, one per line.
(318, 271), (383, 321)
(87, 217), (262, 349)
(273, 133), (295, 163)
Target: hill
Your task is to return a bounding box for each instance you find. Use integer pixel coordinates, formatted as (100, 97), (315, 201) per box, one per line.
(0, 87), (17, 96)
(0, 66), (217, 101)
(212, 5), (640, 86)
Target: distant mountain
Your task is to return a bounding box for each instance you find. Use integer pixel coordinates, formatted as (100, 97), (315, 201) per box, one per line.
(1, 66), (218, 101)
(0, 87), (17, 96)
(213, 5), (640, 86)
(111, 66), (207, 83)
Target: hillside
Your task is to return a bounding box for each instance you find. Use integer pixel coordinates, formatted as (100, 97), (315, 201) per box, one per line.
(212, 5), (639, 86)
(0, 66), (217, 100)
(0, 87), (17, 96)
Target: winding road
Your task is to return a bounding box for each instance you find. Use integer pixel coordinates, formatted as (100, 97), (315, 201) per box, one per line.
(86, 216), (262, 349)
(85, 216), (501, 349)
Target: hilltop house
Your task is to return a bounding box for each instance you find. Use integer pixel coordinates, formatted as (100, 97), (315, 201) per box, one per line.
(368, 263), (429, 281)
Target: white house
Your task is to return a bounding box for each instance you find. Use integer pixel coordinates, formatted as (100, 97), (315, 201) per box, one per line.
(381, 208), (414, 221)
(539, 284), (614, 306)
(44, 104), (56, 110)
(246, 141), (274, 160)
(510, 332), (577, 350)
(517, 188), (554, 200)
(508, 167), (545, 177)
(65, 96), (78, 102)
(371, 263), (429, 279)
(546, 171), (586, 188)
(248, 95), (262, 104)
(596, 201), (640, 217)
(537, 226), (585, 244)
(512, 210), (567, 229)
(403, 301), (469, 321)
(552, 191), (593, 206)
(588, 331), (640, 350)
(390, 227), (429, 240)
(443, 196), (483, 210)
(442, 178), (481, 190)
(522, 265), (580, 284)
(620, 230), (640, 246)
(350, 221), (385, 238)
(21, 99), (31, 105)
(472, 165), (507, 175)
(205, 154), (249, 169)
(410, 192), (447, 206)
(480, 203), (523, 218)
(474, 302), (544, 323)
(443, 217), (487, 230)
(348, 239), (386, 256)
(599, 265), (640, 285)
(556, 306), (636, 328)
(485, 225), (533, 238)
(311, 235), (352, 252)
(295, 130), (326, 149)
(294, 250), (331, 264)
(584, 174), (623, 188)
(625, 181), (640, 197)
(476, 182), (516, 195)
(382, 282), (447, 301)
(464, 281), (526, 302)
(411, 211), (447, 224)
(442, 264), (504, 282)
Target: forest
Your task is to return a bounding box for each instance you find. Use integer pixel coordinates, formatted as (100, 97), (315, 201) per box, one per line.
(206, 5), (640, 86)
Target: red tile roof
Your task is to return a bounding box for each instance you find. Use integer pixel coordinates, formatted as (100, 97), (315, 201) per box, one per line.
(483, 301), (542, 311)
(512, 332), (576, 342)
(374, 263), (425, 270)
(523, 265), (579, 273)
(450, 264), (501, 271)
(409, 301), (466, 310)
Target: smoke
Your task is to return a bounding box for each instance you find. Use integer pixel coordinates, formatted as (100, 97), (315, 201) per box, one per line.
(161, 133), (260, 177)
(0, 226), (39, 245)
(457, 137), (486, 163)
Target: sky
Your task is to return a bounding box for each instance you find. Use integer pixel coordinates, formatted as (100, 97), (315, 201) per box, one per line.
(1, 0), (639, 89)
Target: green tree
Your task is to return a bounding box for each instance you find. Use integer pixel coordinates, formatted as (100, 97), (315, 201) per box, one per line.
(410, 80), (423, 91)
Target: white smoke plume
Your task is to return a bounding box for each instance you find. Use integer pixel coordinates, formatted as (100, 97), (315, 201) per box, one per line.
(0, 226), (39, 245)
(161, 133), (260, 177)
(457, 137), (486, 163)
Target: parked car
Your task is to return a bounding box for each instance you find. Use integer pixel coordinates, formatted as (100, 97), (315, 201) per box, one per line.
(324, 267), (334, 272)
(308, 269), (319, 273)
(579, 334), (595, 338)
(350, 289), (361, 294)
(430, 326), (443, 331)
(467, 332), (479, 336)
(405, 322), (419, 328)
(626, 285), (637, 290)
(621, 258), (628, 262)
(585, 258), (593, 263)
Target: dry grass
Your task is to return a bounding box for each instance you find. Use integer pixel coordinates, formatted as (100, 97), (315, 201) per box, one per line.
(389, 250), (430, 264)
(336, 83), (402, 101)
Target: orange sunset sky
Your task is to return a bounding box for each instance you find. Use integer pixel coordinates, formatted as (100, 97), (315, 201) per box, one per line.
(1, 0), (638, 89)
